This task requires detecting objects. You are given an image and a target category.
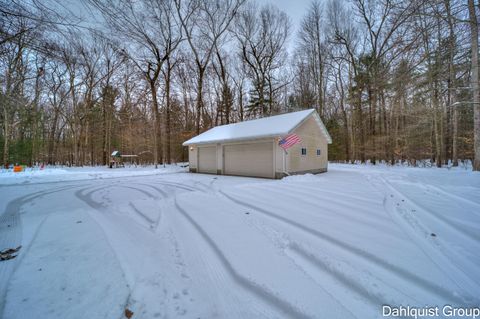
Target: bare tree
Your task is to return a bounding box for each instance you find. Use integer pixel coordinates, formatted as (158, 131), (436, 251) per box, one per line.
(444, 0), (459, 166)
(175, 0), (245, 133)
(1, 19), (33, 166)
(212, 45), (234, 125)
(233, 3), (290, 117)
(327, 0), (365, 162)
(90, 0), (183, 167)
(298, 0), (328, 116)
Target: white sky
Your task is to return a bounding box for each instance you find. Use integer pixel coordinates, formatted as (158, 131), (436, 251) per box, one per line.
(58, 0), (313, 54)
(257, 0), (312, 52)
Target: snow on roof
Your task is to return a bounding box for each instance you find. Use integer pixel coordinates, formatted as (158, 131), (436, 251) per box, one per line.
(183, 109), (332, 146)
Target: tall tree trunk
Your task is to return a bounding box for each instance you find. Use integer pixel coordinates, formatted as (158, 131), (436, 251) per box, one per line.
(31, 70), (41, 166)
(150, 80), (160, 168)
(2, 105), (8, 167)
(259, 75), (266, 117)
(102, 98), (107, 166)
(239, 82), (244, 122)
(371, 75), (377, 165)
(356, 86), (366, 163)
(445, 0), (458, 166)
(434, 80), (443, 168)
(48, 116), (58, 164)
(340, 99), (350, 162)
(452, 107), (458, 165)
(166, 61), (172, 164)
(469, 0), (480, 171)
(196, 70), (204, 134)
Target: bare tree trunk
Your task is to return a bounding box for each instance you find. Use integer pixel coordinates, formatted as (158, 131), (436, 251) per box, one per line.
(355, 84), (366, 163)
(149, 79), (160, 168)
(445, 0), (458, 166)
(2, 105), (8, 166)
(31, 68), (41, 166)
(434, 80), (443, 168)
(335, 63), (350, 161)
(469, 0), (480, 171)
(165, 59), (172, 164)
(369, 77), (378, 164)
(195, 66), (207, 134)
(102, 97), (107, 165)
(340, 98), (350, 162)
(239, 85), (244, 122)
(452, 107), (458, 165)
(48, 110), (59, 164)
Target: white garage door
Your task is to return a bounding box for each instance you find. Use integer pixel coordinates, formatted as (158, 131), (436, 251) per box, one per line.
(224, 142), (273, 178)
(198, 146), (217, 174)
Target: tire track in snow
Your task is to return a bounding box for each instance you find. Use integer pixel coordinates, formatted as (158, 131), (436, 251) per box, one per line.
(220, 190), (468, 305)
(127, 182), (199, 231)
(217, 191), (422, 313)
(76, 182), (178, 316)
(0, 170), (188, 188)
(221, 198), (415, 311)
(131, 183), (169, 198)
(126, 183), (180, 230)
(408, 177), (480, 212)
(77, 181), (197, 233)
(173, 198), (313, 319)
(75, 186), (109, 209)
(278, 182), (380, 206)
(379, 176), (480, 244)
(192, 177), (218, 193)
(430, 184), (480, 211)
(76, 185), (157, 231)
(74, 184), (136, 318)
(287, 241), (402, 308)
(0, 184), (87, 315)
(152, 181), (199, 192)
(121, 185), (161, 228)
(121, 185), (159, 200)
(127, 203), (156, 225)
(255, 184), (391, 229)
(168, 202), (251, 318)
(193, 181), (210, 192)
(275, 182), (384, 212)
(128, 183), (167, 230)
(374, 175), (480, 296)
(142, 177), (276, 317)
(382, 178), (480, 243)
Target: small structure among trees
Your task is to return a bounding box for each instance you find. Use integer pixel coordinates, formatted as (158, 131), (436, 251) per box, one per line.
(109, 151), (138, 168)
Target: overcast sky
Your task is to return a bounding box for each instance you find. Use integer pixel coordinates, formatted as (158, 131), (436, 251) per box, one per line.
(66, 0), (313, 53)
(257, 0), (312, 51)
(258, 0), (310, 28)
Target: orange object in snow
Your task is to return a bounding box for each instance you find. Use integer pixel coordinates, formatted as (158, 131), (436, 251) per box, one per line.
(13, 166), (23, 173)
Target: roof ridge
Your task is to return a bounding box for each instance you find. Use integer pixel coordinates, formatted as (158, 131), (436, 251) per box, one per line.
(183, 109), (327, 146)
(213, 108), (314, 128)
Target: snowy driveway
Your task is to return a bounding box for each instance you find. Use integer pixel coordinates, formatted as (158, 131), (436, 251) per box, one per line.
(0, 165), (479, 319)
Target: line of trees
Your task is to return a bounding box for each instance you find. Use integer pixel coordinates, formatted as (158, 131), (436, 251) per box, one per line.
(1, 0), (479, 170)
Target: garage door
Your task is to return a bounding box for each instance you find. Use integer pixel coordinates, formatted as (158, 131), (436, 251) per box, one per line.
(198, 146), (217, 174)
(224, 142), (273, 178)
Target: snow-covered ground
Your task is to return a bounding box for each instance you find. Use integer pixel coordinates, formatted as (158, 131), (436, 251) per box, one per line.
(0, 164), (479, 319)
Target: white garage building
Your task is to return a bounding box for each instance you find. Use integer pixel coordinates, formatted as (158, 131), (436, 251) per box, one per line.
(182, 109), (332, 179)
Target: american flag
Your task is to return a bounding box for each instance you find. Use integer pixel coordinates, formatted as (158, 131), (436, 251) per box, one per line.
(278, 134), (301, 150)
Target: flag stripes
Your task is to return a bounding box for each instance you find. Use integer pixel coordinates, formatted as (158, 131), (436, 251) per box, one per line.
(279, 134), (301, 150)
